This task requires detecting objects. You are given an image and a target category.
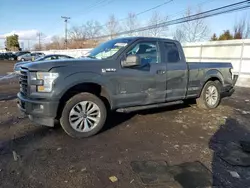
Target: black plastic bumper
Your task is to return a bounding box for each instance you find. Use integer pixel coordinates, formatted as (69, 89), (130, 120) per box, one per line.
(222, 88), (235, 97)
(17, 92), (59, 127)
(221, 75), (238, 98)
(232, 74), (238, 87)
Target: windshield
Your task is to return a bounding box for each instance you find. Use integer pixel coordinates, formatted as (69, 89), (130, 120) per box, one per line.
(86, 38), (133, 59)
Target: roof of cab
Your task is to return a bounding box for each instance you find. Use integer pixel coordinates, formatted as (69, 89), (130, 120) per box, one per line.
(113, 36), (176, 42)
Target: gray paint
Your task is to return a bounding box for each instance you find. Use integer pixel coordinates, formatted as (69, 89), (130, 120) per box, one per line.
(19, 37), (236, 124)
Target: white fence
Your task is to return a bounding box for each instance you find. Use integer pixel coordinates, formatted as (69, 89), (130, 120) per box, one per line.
(39, 39), (250, 87)
(183, 39), (250, 87)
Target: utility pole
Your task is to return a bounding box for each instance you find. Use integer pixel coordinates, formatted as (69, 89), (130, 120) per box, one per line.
(37, 32), (42, 50)
(61, 16), (71, 49)
(28, 40), (30, 51)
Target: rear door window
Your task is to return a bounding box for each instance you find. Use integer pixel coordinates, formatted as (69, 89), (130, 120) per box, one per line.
(164, 42), (180, 63)
(45, 56), (56, 60)
(58, 55), (71, 60)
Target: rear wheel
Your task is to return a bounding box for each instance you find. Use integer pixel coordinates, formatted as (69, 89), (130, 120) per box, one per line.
(196, 81), (221, 109)
(21, 58), (25, 61)
(60, 93), (107, 138)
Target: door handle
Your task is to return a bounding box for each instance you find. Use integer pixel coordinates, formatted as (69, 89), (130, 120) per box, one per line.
(156, 70), (166, 74)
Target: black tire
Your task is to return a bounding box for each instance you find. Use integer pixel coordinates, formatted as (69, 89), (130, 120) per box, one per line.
(60, 93), (107, 138)
(196, 81), (221, 109)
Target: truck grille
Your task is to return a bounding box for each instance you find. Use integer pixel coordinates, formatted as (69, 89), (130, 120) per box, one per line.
(20, 67), (28, 96)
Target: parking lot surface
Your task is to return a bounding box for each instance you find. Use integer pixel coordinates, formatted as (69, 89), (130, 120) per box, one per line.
(0, 60), (250, 188)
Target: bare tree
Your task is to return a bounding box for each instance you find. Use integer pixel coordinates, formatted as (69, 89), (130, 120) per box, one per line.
(33, 43), (41, 51)
(52, 36), (63, 48)
(67, 20), (103, 48)
(173, 8), (210, 43)
(234, 16), (250, 39)
(68, 25), (87, 48)
(68, 26), (86, 41)
(147, 11), (168, 37)
(83, 20), (102, 39)
(105, 14), (121, 39)
(173, 28), (185, 43)
(44, 36), (64, 50)
(124, 13), (140, 36)
(247, 23), (250, 39)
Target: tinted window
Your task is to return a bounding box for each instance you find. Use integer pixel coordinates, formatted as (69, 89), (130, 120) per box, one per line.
(164, 42), (180, 63)
(44, 56), (57, 60)
(127, 41), (159, 65)
(58, 55), (71, 59)
(23, 53), (31, 57)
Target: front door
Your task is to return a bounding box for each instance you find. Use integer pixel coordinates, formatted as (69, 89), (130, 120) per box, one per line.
(116, 40), (167, 108)
(162, 41), (188, 101)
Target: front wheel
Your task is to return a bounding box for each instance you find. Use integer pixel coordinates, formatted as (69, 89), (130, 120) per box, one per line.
(196, 81), (221, 109)
(60, 93), (107, 138)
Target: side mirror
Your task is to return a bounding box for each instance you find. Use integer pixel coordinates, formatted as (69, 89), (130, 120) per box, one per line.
(121, 55), (140, 67)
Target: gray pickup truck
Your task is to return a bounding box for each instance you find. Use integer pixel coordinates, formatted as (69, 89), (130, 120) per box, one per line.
(17, 37), (237, 138)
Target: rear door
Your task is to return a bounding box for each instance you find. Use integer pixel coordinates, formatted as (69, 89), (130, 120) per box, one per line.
(115, 39), (167, 107)
(161, 41), (188, 101)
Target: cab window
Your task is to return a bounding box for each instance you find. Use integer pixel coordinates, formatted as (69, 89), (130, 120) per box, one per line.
(45, 56), (57, 60)
(164, 42), (180, 63)
(126, 41), (160, 66)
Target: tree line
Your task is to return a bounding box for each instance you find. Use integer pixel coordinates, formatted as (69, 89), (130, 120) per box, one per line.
(210, 18), (250, 41)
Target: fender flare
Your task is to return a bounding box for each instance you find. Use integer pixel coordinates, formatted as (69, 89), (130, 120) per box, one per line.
(56, 72), (114, 107)
(199, 69), (224, 96)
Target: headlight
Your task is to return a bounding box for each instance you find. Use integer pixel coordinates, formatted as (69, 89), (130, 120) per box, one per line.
(36, 72), (59, 92)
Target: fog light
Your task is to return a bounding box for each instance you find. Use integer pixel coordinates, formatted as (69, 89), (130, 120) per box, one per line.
(40, 105), (44, 110)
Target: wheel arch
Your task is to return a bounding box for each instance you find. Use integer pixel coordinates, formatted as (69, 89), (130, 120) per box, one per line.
(199, 69), (224, 97)
(56, 81), (113, 120)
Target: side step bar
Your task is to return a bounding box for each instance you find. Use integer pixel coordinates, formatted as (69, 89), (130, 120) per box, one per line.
(116, 100), (183, 113)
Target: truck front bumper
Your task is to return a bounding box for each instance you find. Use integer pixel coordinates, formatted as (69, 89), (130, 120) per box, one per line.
(17, 92), (59, 127)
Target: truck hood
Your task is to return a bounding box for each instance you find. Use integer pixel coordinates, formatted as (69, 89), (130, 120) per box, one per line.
(23, 58), (101, 71)
(15, 61), (31, 67)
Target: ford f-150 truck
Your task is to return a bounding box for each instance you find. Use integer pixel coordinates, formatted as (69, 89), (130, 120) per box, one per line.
(17, 37), (238, 138)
